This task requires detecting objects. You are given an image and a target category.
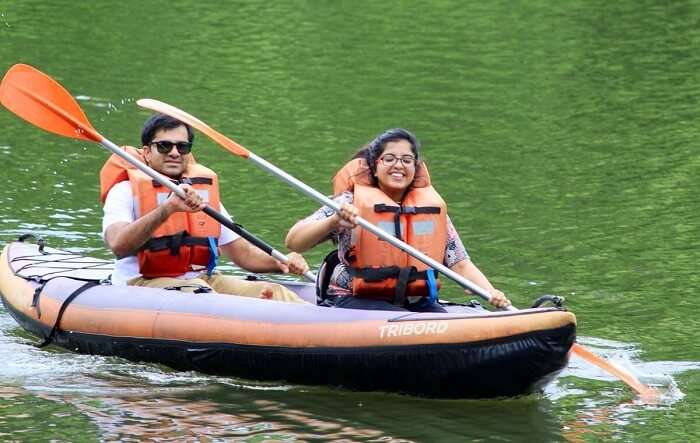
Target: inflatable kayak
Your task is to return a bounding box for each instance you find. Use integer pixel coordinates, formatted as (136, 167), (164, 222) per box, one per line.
(0, 239), (576, 398)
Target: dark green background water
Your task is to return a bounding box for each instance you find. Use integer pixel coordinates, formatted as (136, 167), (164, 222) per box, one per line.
(1, 1), (698, 441)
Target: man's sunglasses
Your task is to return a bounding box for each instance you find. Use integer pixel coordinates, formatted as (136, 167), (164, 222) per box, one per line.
(150, 140), (193, 155)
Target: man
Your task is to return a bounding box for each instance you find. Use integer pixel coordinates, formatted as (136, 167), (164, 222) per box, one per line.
(100, 113), (309, 302)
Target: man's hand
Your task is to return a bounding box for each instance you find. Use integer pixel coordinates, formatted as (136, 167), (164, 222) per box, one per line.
(165, 184), (206, 213)
(276, 251), (310, 275)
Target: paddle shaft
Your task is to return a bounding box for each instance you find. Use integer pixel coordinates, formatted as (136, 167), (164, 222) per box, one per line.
(99, 139), (316, 282)
(247, 152), (506, 307)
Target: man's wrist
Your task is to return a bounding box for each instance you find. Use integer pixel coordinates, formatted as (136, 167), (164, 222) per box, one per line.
(159, 202), (174, 219)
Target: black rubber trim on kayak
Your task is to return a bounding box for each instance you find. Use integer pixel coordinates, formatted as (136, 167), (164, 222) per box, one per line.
(36, 280), (100, 348)
(61, 323), (576, 398)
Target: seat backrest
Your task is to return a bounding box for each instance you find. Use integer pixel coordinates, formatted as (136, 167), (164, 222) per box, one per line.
(316, 249), (341, 305)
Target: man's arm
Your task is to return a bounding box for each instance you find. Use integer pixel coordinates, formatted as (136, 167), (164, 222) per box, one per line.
(104, 184), (204, 258)
(220, 238), (309, 275)
(104, 205), (174, 258)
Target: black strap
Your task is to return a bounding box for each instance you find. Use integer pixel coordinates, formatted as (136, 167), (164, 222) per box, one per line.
(31, 281), (49, 318)
(394, 211), (402, 241)
(170, 231), (184, 256)
(350, 266), (430, 282)
(373, 204), (441, 215)
(373, 204), (441, 240)
(373, 204), (403, 240)
(141, 232), (211, 254)
(36, 280), (100, 348)
(393, 266), (414, 307)
(373, 204), (400, 214)
(163, 285), (213, 294)
(152, 177), (213, 188)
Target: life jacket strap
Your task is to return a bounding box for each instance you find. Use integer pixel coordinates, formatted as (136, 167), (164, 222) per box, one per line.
(141, 231), (211, 255)
(393, 266), (414, 306)
(206, 236), (218, 276)
(373, 204), (441, 215)
(373, 204), (441, 240)
(350, 266), (432, 282)
(151, 176), (213, 188)
(426, 268), (438, 304)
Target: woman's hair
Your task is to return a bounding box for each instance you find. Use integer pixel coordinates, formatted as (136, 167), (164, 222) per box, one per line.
(352, 128), (422, 185)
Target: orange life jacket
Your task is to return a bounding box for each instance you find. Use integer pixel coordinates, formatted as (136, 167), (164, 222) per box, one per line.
(333, 158), (447, 304)
(99, 146), (221, 278)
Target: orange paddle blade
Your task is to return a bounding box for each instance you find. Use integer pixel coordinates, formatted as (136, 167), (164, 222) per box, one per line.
(0, 64), (101, 142)
(137, 98), (250, 158)
(571, 343), (660, 400)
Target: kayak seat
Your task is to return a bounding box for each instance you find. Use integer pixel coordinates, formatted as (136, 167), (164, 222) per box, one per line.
(316, 249), (341, 306)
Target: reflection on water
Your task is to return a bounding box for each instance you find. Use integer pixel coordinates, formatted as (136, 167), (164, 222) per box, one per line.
(1, 308), (697, 441)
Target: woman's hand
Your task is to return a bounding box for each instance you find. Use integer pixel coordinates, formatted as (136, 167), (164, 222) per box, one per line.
(332, 202), (358, 231)
(488, 288), (511, 309)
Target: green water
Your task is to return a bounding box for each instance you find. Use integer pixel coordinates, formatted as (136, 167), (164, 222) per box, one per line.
(1, 0), (699, 441)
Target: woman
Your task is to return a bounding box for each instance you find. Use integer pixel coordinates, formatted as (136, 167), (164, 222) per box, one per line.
(286, 128), (510, 312)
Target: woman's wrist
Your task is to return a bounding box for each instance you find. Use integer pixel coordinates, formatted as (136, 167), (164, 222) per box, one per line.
(328, 212), (341, 231)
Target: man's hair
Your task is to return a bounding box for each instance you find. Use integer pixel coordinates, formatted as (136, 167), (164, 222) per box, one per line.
(141, 113), (194, 146)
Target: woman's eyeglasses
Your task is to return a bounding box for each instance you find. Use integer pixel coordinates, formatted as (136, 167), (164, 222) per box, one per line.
(378, 154), (416, 167)
(150, 140), (193, 155)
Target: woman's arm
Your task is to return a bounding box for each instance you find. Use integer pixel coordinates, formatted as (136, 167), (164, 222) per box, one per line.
(444, 215), (510, 309)
(286, 201), (358, 252)
(285, 216), (339, 252)
(450, 259), (511, 309)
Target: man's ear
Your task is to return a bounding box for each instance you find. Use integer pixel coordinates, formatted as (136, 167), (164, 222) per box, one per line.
(142, 145), (151, 163)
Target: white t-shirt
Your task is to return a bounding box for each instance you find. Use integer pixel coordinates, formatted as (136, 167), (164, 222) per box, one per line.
(102, 181), (240, 285)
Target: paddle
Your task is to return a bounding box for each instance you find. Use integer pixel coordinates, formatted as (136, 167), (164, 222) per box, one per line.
(136, 98), (660, 399)
(0, 64), (316, 282)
